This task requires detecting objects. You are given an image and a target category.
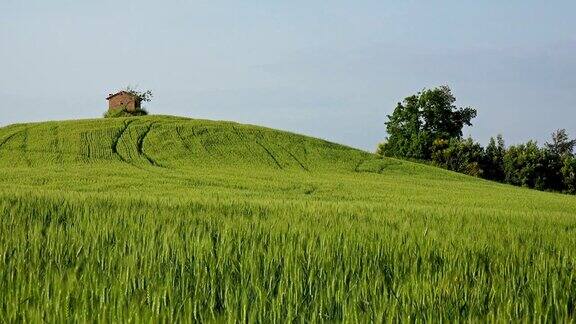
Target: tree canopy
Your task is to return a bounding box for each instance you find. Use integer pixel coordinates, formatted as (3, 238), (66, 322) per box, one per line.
(546, 129), (576, 157)
(378, 87), (575, 195)
(380, 86), (477, 159)
(125, 86), (153, 104)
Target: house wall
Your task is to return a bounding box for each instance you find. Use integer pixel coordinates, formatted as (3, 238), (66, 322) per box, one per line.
(108, 93), (140, 111)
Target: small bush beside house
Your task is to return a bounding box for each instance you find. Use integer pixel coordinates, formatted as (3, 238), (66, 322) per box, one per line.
(104, 107), (148, 118)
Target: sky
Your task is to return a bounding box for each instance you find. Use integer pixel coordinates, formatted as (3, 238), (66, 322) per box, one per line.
(1, 0), (575, 151)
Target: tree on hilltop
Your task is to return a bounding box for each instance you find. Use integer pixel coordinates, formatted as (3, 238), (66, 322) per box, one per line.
(124, 85), (154, 106)
(379, 86), (477, 159)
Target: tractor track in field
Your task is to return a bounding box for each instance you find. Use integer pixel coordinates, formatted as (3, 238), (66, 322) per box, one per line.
(138, 122), (165, 168)
(0, 125), (40, 166)
(255, 141), (283, 170)
(112, 120), (171, 174)
(111, 120), (163, 168)
(231, 126), (262, 162)
(176, 126), (195, 154)
(233, 126), (307, 171)
(237, 126), (308, 172)
(112, 120), (136, 163)
(0, 129), (26, 152)
(82, 133), (92, 161)
(0, 125), (64, 166)
(51, 126), (63, 165)
(233, 127), (285, 170)
(188, 127), (212, 155)
(277, 143), (309, 172)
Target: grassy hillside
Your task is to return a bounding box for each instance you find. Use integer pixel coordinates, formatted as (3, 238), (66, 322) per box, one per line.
(1, 115), (576, 322)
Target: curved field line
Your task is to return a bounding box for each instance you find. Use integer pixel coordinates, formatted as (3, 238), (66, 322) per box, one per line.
(111, 120), (136, 163)
(111, 120), (169, 173)
(138, 122), (165, 168)
(0, 128), (27, 152)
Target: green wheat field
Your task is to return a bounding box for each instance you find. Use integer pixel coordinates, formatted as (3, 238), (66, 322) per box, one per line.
(0, 115), (575, 322)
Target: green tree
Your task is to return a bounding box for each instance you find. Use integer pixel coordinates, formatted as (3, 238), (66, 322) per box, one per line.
(545, 129), (576, 157)
(381, 86), (477, 159)
(541, 129), (574, 191)
(503, 141), (547, 189)
(502, 134), (570, 192)
(562, 156), (576, 193)
(483, 135), (505, 181)
(431, 137), (484, 177)
(125, 86), (154, 105)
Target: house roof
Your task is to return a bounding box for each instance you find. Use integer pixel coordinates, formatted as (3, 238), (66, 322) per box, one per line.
(106, 91), (135, 100)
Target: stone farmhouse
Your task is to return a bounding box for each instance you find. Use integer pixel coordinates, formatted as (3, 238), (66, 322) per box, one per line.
(106, 91), (141, 112)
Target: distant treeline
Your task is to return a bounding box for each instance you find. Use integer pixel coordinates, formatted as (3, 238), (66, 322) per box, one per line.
(378, 86), (576, 194)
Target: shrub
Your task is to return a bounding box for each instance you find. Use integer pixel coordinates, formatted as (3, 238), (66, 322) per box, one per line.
(431, 137), (484, 177)
(503, 141), (546, 189)
(482, 135), (506, 182)
(104, 108), (149, 118)
(376, 141), (387, 157)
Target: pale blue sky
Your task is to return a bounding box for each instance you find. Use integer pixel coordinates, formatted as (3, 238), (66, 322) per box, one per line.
(1, 0), (575, 150)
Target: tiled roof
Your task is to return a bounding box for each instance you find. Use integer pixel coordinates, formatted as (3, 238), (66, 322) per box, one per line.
(106, 91), (134, 100)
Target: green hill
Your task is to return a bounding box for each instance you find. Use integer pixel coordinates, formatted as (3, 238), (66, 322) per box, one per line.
(1, 115), (576, 322)
(0, 115), (368, 169)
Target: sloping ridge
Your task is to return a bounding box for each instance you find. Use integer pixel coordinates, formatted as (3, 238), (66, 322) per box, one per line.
(0, 115), (387, 172)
